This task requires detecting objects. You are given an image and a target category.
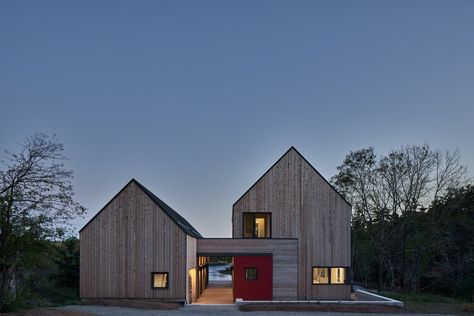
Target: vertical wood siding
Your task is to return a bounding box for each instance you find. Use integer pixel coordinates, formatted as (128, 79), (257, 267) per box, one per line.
(80, 181), (187, 300)
(232, 149), (351, 300)
(197, 238), (298, 300)
(185, 236), (197, 303)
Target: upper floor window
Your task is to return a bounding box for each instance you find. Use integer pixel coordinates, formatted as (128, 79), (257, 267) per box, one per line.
(243, 213), (271, 238)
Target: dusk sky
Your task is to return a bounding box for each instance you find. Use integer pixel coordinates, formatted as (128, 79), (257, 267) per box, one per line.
(1, 1), (473, 237)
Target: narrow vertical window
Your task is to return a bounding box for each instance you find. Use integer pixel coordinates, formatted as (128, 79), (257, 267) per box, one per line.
(330, 267), (346, 284)
(152, 272), (169, 288)
(245, 267), (258, 280)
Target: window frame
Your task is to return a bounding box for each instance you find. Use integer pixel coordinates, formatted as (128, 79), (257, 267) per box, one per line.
(244, 267), (258, 280)
(330, 267), (347, 284)
(311, 267), (329, 284)
(311, 267), (348, 285)
(242, 212), (272, 239)
(151, 272), (169, 289)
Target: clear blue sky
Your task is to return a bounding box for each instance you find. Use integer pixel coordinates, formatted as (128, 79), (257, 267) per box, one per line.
(1, 1), (473, 237)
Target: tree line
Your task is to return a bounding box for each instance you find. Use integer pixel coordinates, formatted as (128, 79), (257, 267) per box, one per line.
(331, 145), (473, 301)
(0, 135), (472, 311)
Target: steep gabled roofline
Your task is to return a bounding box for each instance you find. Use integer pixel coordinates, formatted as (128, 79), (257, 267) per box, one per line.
(232, 146), (352, 208)
(79, 179), (135, 234)
(132, 179), (203, 238)
(79, 179), (203, 238)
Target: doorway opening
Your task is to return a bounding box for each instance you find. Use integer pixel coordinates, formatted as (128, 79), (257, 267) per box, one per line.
(196, 256), (233, 304)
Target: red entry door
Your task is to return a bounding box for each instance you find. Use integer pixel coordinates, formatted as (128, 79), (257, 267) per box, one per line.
(233, 256), (272, 301)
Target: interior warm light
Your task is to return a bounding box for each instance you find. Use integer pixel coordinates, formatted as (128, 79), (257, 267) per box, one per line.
(331, 267), (345, 284)
(153, 272), (168, 288)
(312, 267), (329, 284)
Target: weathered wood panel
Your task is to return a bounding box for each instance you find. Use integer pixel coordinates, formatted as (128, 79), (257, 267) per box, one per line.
(197, 238), (297, 300)
(310, 285), (351, 300)
(80, 181), (187, 300)
(186, 235), (197, 303)
(232, 148), (351, 300)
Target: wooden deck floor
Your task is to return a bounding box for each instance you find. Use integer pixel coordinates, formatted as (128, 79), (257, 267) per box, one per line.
(196, 281), (233, 304)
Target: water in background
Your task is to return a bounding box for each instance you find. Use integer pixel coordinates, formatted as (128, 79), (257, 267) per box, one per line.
(208, 263), (232, 281)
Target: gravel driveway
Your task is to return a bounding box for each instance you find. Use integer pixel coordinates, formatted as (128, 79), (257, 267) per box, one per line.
(62, 304), (440, 316)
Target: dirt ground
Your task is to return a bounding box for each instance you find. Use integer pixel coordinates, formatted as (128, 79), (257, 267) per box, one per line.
(80, 299), (180, 310)
(4, 302), (474, 315)
(3, 308), (94, 316)
(239, 302), (474, 315)
(238, 303), (408, 313)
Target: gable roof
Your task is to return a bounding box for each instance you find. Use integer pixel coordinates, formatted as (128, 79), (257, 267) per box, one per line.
(79, 179), (203, 238)
(233, 146), (352, 207)
(132, 179), (203, 238)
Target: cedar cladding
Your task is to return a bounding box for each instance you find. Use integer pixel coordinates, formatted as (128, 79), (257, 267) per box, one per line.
(197, 238), (298, 300)
(232, 148), (351, 300)
(80, 181), (187, 300)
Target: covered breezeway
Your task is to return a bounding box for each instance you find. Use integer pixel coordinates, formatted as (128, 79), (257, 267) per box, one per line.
(194, 238), (297, 304)
(196, 280), (233, 304)
(195, 256), (233, 304)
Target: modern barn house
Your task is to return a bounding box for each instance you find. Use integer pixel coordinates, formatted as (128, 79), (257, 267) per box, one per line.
(80, 147), (351, 304)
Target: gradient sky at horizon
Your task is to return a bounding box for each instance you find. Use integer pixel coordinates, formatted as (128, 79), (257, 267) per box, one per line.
(1, 1), (473, 237)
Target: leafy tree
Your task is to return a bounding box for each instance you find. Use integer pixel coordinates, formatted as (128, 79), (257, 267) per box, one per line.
(0, 134), (85, 311)
(55, 237), (80, 290)
(332, 144), (470, 293)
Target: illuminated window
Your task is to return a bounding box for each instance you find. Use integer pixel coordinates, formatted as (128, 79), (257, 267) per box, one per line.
(331, 267), (346, 284)
(312, 267), (347, 284)
(152, 272), (168, 288)
(312, 267), (329, 284)
(245, 267), (258, 280)
(243, 213), (271, 238)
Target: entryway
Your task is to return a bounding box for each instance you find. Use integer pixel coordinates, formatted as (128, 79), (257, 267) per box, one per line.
(196, 256), (233, 304)
(196, 280), (233, 304)
(233, 255), (272, 301)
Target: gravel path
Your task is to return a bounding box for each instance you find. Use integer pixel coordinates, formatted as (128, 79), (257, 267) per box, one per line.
(62, 304), (440, 316)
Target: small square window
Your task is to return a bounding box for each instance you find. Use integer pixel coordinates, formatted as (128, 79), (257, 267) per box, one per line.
(312, 267), (329, 284)
(152, 272), (168, 288)
(245, 267), (258, 280)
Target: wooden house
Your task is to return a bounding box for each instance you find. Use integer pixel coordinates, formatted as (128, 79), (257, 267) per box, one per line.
(80, 147), (351, 303)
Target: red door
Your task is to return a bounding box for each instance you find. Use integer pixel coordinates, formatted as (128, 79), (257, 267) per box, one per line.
(233, 256), (272, 301)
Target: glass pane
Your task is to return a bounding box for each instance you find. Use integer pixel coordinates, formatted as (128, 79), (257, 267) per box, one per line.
(255, 214), (270, 238)
(243, 214), (254, 238)
(312, 267), (329, 284)
(153, 273), (168, 288)
(331, 267), (346, 284)
(245, 267), (258, 280)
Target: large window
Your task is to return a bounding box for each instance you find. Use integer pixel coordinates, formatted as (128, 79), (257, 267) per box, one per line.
(152, 272), (169, 288)
(245, 267), (258, 280)
(312, 267), (347, 285)
(243, 213), (271, 238)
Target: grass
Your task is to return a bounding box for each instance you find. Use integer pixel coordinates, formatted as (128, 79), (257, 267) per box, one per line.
(379, 291), (474, 315)
(380, 290), (465, 303)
